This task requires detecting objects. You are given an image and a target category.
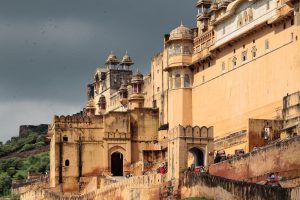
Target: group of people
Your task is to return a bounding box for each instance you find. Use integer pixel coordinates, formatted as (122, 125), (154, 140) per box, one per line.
(214, 149), (246, 163)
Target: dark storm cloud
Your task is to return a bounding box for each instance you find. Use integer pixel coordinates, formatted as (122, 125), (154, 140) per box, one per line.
(0, 0), (196, 141)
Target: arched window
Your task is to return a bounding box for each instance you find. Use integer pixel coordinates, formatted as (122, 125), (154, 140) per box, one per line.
(252, 46), (257, 58)
(248, 8), (253, 21)
(65, 160), (70, 167)
(232, 57), (237, 68)
(174, 44), (181, 55)
(183, 46), (191, 55)
(168, 44), (174, 57)
(174, 74), (181, 88)
(184, 74), (190, 88)
(63, 135), (68, 142)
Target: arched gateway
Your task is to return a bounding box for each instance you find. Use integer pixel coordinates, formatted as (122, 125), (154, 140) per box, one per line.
(111, 152), (123, 176)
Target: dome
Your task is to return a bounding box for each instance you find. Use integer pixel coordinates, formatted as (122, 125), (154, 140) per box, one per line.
(131, 70), (143, 84)
(86, 99), (95, 108)
(105, 52), (120, 65)
(121, 51), (134, 66)
(169, 23), (193, 41)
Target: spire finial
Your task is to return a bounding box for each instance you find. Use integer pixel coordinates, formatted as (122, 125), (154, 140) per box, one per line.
(180, 20), (183, 26)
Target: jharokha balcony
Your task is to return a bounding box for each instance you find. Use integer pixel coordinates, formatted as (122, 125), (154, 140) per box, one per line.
(192, 29), (215, 63)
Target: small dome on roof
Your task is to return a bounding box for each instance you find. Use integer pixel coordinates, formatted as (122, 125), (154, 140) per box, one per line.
(169, 23), (193, 41)
(132, 70), (143, 83)
(105, 52), (120, 65)
(86, 99), (95, 108)
(121, 51), (134, 66)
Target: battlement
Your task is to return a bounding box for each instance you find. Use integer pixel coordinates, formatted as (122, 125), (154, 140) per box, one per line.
(168, 125), (214, 140)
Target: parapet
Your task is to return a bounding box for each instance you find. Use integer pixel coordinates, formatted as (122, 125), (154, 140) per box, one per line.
(168, 125), (214, 140)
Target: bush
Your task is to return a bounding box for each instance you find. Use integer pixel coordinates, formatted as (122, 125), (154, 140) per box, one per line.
(20, 144), (35, 152)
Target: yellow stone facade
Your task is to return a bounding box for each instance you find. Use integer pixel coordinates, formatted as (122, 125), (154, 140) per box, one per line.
(48, 0), (300, 195)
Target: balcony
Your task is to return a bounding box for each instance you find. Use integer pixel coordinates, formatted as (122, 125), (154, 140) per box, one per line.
(192, 29), (215, 62)
(197, 0), (212, 6)
(164, 54), (192, 71)
(197, 12), (210, 21)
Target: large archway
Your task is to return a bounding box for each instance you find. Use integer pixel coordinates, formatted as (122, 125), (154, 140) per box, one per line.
(111, 152), (123, 176)
(188, 147), (204, 168)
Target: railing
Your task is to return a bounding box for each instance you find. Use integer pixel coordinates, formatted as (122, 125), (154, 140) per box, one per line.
(194, 29), (215, 54)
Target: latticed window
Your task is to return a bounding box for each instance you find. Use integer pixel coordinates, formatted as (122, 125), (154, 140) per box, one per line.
(242, 51), (247, 62)
(174, 44), (181, 55)
(184, 74), (190, 87)
(175, 74), (181, 88)
(221, 62), (226, 73)
(252, 46), (257, 58)
(232, 57), (237, 68)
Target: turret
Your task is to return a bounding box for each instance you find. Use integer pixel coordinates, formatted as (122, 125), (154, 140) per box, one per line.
(129, 71), (144, 109)
(105, 52), (120, 69)
(165, 24), (193, 129)
(120, 51), (134, 70)
(86, 99), (96, 117)
(196, 0), (211, 33)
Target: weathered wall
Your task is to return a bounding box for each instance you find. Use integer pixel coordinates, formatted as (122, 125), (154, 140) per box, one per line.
(181, 172), (292, 200)
(248, 118), (283, 151)
(192, 8), (300, 153)
(209, 136), (300, 182)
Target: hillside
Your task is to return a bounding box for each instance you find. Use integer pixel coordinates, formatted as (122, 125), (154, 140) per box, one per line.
(0, 125), (50, 198)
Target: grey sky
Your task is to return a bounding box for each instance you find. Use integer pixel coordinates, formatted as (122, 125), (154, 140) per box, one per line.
(0, 0), (196, 142)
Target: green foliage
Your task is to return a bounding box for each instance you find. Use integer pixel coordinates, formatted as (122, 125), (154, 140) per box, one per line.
(0, 152), (50, 197)
(0, 132), (48, 157)
(0, 172), (12, 197)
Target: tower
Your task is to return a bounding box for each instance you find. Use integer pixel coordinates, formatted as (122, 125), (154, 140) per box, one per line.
(129, 71), (144, 109)
(164, 23), (194, 129)
(196, 0), (212, 33)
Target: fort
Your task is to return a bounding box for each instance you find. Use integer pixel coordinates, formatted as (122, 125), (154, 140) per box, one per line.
(13, 0), (300, 199)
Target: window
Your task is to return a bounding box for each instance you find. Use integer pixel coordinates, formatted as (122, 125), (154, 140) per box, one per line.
(248, 8), (253, 21)
(157, 87), (160, 92)
(265, 39), (269, 50)
(252, 46), (257, 58)
(221, 62), (226, 73)
(63, 136), (68, 142)
(232, 57), (237, 68)
(202, 75), (205, 83)
(266, 1), (270, 10)
(174, 74), (181, 88)
(152, 100), (157, 108)
(183, 46), (192, 54)
(174, 44), (181, 55)
(291, 32), (294, 42)
(65, 160), (70, 166)
(242, 51), (247, 62)
(222, 26), (226, 35)
(184, 74), (190, 87)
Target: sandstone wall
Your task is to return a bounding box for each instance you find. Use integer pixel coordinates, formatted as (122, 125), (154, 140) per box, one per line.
(209, 136), (300, 182)
(181, 172), (292, 200)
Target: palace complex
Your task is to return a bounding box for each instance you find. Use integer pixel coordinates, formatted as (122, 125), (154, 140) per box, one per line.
(18, 0), (300, 199)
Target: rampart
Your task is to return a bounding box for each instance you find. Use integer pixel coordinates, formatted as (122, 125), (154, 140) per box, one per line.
(21, 174), (166, 200)
(180, 172), (300, 200)
(209, 136), (300, 182)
